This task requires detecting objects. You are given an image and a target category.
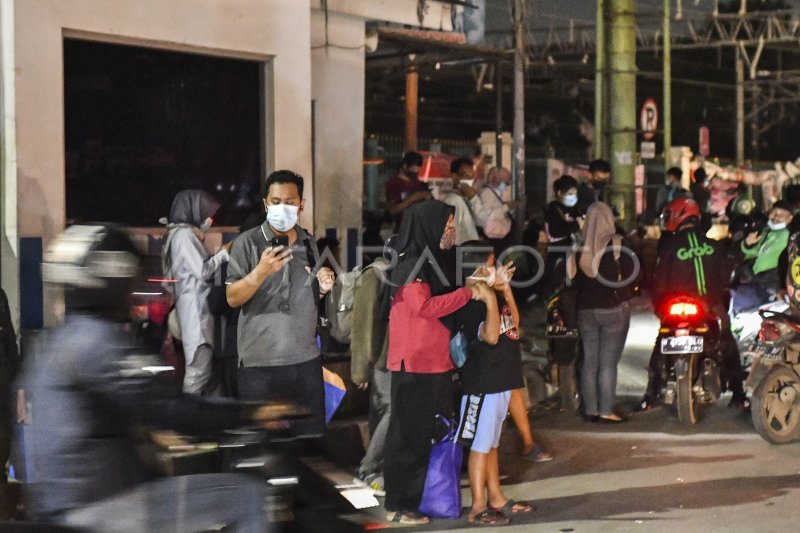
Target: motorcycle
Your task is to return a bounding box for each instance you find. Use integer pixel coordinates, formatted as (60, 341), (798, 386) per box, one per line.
(731, 299), (788, 372)
(545, 287), (582, 413)
(653, 295), (724, 425)
(747, 308), (800, 444)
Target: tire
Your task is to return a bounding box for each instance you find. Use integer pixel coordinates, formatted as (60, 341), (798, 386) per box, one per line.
(558, 361), (580, 414)
(751, 365), (800, 444)
(676, 358), (698, 426)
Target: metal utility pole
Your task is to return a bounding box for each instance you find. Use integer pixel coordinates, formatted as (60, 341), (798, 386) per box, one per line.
(405, 59), (418, 152)
(663, 0), (672, 163)
(512, 0), (526, 230)
(594, 0), (606, 159)
(495, 61), (503, 168)
(608, 0), (636, 227)
(736, 45), (745, 165)
(751, 84), (759, 161)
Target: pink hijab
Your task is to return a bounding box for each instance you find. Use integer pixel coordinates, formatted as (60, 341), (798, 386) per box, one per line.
(567, 202), (622, 279)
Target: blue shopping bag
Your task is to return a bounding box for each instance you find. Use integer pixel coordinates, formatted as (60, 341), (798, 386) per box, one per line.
(418, 415), (463, 519)
(322, 367), (346, 424)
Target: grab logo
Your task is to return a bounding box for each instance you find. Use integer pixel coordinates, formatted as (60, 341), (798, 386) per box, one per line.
(677, 242), (714, 260)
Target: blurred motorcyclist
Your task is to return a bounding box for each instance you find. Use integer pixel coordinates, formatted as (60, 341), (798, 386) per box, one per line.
(639, 198), (747, 411)
(21, 224), (272, 532)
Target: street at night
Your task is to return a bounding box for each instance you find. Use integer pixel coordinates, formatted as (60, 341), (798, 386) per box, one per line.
(7, 1), (800, 531)
(367, 297), (800, 532)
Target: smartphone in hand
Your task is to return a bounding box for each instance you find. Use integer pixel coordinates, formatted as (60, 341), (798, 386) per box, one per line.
(271, 236), (289, 248)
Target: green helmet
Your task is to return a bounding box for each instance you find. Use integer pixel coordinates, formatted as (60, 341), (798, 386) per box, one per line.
(731, 194), (756, 216)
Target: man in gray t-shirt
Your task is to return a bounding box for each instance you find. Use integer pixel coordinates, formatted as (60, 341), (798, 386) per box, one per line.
(226, 170), (335, 436)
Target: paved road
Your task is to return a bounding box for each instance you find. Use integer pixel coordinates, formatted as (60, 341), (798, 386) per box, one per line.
(383, 297), (800, 532)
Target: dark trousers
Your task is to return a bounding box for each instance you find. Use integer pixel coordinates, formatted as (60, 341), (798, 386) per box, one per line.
(384, 369), (453, 513)
(0, 370), (10, 480)
(238, 357), (325, 438)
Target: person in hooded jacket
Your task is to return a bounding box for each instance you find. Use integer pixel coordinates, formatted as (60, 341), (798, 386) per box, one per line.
(382, 200), (491, 525)
(161, 190), (230, 395)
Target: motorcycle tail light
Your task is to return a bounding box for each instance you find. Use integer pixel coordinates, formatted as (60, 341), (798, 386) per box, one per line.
(148, 298), (171, 326)
(668, 302), (699, 318)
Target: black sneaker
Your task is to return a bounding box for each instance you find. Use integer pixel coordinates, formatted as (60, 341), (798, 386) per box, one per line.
(728, 394), (750, 413)
(635, 397), (659, 412)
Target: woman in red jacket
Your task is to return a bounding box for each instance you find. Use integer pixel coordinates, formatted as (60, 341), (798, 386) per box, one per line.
(383, 200), (488, 525)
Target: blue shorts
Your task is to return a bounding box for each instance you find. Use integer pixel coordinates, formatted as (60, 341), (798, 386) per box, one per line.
(456, 391), (512, 454)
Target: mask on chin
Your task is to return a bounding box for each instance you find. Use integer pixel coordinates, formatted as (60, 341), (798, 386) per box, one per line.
(200, 216), (213, 233)
(266, 204), (299, 232)
(768, 220), (787, 231)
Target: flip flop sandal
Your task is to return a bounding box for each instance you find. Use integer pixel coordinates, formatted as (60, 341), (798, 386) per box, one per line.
(521, 443), (554, 463)
(468, 509), (510, 526)
(493, 499), (534, 518)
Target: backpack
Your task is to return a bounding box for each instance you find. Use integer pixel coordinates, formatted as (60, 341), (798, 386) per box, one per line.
(482, 187), (512, 239)
(325, 264), (380, 344)
(325, 258), (389, 344)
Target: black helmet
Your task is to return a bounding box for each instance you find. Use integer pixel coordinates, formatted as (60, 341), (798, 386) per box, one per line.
(42, 224), (140, 311)
(729, 213), (767, 242)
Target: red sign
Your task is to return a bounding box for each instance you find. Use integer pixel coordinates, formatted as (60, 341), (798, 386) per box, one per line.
(417, 151), (456, 181)
(640, 98), (658, 140)
(699, 126), (710, 157)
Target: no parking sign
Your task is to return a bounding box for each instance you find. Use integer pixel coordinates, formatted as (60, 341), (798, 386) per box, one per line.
(640, 98), (658, 140)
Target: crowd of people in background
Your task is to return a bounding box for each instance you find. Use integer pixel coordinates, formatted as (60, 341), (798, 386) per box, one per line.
(11, 146), (800, 529)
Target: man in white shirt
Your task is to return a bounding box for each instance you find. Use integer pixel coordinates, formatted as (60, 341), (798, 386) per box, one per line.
(440, 157), (490, 245)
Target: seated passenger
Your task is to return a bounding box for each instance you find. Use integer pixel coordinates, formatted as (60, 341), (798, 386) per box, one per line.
(734, 200), (794, 311)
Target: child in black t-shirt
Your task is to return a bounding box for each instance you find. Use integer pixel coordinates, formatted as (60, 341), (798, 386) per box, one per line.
(454, 250), (533, 525)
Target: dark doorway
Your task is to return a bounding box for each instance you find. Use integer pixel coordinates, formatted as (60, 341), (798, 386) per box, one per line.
(64, 38), (263, 227)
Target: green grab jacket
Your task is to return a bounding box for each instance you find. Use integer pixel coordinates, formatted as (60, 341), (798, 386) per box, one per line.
(741, 227), (790, 275)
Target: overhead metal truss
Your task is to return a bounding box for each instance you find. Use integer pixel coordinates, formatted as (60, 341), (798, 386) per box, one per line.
(527, 8), (800, 63)
(524, 5), (800, 160)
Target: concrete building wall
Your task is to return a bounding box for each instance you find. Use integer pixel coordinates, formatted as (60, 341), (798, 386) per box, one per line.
(308, 0), (452, 269)
(310, 10), (365, 270)
(11, 0), (312, 326)
(4, 0), (454, 327)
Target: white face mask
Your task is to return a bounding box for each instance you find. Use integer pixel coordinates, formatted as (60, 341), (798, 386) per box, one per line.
(199, 216), (213, 233)
(496, 182), (508, 193)
(768, 220), (787, 231)
(562, 194), (578, 207)
(460, 179), (475, 188)
(467, 266), (496, 287)
(266, 204), (299, 232)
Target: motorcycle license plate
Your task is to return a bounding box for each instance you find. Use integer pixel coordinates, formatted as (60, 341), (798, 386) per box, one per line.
(661, 336), (704, 354)
(746, 342), (784, 361)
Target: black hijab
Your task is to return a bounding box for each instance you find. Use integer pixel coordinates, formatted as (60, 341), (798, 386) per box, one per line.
(390, 200), (456, 296)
